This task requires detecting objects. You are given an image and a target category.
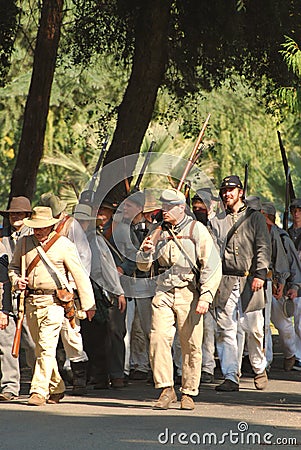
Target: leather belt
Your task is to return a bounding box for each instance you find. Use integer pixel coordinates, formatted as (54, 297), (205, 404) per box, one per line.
(223, 270), (249, 277)
(28, 289), (57, 295)
(158, 267), (193, 275)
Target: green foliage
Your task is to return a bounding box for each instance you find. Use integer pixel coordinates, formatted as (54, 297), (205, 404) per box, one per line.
(276, 36), (301, 113)
(0, 0), (19, 86)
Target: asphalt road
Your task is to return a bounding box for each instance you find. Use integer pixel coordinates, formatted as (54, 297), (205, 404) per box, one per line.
(0, 348), (300, 450)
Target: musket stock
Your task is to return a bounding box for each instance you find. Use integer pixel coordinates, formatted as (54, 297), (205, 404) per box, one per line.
(12, 243), (26, 358)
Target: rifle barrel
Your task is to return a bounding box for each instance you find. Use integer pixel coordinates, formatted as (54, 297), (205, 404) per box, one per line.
(134, 140), (155, 190)
(277, 131), (295, 200)
(177, 113), (211, 191)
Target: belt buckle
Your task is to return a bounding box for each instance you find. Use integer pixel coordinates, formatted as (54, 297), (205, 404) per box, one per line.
(35, 289), (44, 295)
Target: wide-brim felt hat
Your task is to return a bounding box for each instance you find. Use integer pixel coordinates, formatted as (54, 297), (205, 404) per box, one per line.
(23, 207), (60, 228)
(99, 200), (117, 211)
(143, 190), (161, 213)
(126, 190), (145, 208)
(192, 187), (220, 203)
(261, 201), (276, 215)
(0, 196), (32, 215)
(246, 195), (262, 211)
(39, 192), (67, 217)
(73, 204), (96, 221)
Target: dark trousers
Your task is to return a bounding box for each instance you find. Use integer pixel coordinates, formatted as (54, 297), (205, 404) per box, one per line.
(81, 304), (126, 382)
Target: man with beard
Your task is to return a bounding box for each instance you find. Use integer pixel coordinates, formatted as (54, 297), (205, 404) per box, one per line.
(215, 175), (271, 392)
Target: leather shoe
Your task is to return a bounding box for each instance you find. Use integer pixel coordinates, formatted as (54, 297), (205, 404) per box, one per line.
(0, 392), (18, 401)
(129, 370), (148, 381)
(254, 370), (268, 390)
(180, 394), (195, 410)
(284, 355), (295, 372)
(47, 392), (65, 404)
(28, 393), (46, 406)
(111, 378), (125, 389)
(215, 379), (239, 392)
(201, 371), (214, 384)
(153, 387), (177, 410)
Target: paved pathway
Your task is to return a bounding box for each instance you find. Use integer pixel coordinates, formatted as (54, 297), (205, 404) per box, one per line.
(1, 354), (300, 450)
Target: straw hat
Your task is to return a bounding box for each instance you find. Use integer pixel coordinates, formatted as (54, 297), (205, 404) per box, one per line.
(73, 204), (96, 221)
(0, 196), (32, 215)
(23, 207), (60, 228)
(143, 191), (160, 213)
(39, 193), (67, 217)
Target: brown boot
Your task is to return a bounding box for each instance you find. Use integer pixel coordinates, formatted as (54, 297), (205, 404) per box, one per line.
(47, 392), (65, 404)
(28, 393), (46, 406)
(71, 361), (87, 395)
(254, 370), (268, 390)
(181, 394), (195, 410)
(153, 387), (177, 410)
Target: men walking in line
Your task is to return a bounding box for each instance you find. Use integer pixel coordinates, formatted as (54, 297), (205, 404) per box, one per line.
(137, 188), (222, 410)
(215, 175), (271, 392)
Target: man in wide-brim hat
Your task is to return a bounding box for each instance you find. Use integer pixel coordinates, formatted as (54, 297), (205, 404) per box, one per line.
(8, 206), (96, 406)
(0, 196), (35, 402)
(37, 196), (95, 396)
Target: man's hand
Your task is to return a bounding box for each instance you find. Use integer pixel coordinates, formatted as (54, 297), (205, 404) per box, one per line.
(273, 283), (284, 300)
(117, 266), (124, 275)
(196, 299), (209, 315)
(287, 288), (298, 300)
(16, 276), (28, 290)
(86, 309), (96, 321)
(142, 236), (155, 254)
(251, 277), (264, 292)
(0, 311), (9, 330)
(118, 294), (126, 313)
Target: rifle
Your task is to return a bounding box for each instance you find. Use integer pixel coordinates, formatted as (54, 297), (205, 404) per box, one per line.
(177, 113), (211, 191)
(11, 242), (26, 358)
(132, 141), (155, 192)
(243, 164), (248, 198)
(283, 168), (291, 231)
(277, 131), (296, 230)
(277, 131), (295, 201)
(79, 134), (109, 204)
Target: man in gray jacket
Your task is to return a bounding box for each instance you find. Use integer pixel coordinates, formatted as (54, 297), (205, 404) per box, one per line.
(215, 175), (271, 392)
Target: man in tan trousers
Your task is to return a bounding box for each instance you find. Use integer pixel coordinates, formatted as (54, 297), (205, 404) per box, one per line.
(9, 207), (95, 406)
(137, 188), (222, 410)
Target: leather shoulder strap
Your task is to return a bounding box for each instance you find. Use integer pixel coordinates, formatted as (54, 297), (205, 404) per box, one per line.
(26, 233), (60, 277)
(55, 215), (71, 235)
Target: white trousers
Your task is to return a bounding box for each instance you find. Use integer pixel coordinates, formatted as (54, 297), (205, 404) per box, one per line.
(216, 284), (266, 383)
(266, 296), (301, 363)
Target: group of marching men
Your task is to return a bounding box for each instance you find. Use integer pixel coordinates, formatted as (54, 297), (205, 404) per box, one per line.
(0, 173), (300, 410)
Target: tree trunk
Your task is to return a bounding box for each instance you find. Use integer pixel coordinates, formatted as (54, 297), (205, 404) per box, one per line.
(100, 0), (172, 203)
(9, 0), (64, 201)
